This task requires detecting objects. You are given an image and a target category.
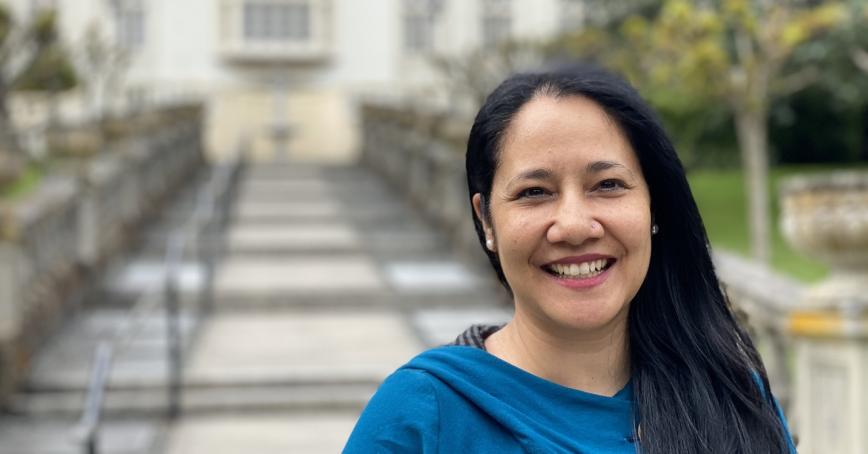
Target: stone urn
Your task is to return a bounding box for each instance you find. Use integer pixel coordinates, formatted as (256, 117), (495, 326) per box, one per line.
(780, 171), (868, 310)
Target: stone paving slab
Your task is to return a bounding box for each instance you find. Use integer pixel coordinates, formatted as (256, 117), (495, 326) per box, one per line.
(233, 200), (410, 225)
(105, 260), (205, 295)
(240, 178), (332, 193)
(185, 311), (422, 385)
(243, 166), (324, 179)
(14, 383), (378, 417)
(227, 224), (361, 254)
(411, 307), (513, 347)
(362, 230), (450, 257)
(239, 179), (388, 198)
(382, 260), (485, 292)
(0, 416), (164, 454)
(26, 310), (197, 391)
(213, 256), (385, 300)
(164, 412), (356, 454)
(234, 201), (342, 222)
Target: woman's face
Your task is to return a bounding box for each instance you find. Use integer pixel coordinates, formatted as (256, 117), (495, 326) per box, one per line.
(473, 95), (652, 336)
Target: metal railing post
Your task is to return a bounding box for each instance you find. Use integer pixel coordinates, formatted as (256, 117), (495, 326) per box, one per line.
(73, 154), (243, 453)
(164, 233), (183, 420)
(76, 342), (113, 454)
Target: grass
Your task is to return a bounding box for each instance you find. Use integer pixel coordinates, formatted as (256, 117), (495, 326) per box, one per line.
(0, 164), (45, 201)
(687, 164), (865, 283)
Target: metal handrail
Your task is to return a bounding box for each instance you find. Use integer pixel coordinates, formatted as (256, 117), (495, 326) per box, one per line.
(72, 154), (243, 454)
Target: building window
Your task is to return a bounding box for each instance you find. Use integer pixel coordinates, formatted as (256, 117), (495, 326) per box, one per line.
(480, 0), (511, 48)
(243, 1), (311, 42)
(403, 0), (443, 53)
(559, 0), (585, 33)
(113, 0), (145, 50)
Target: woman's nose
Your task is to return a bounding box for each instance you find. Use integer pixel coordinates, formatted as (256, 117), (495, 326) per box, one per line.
(545, 196), (603, 245)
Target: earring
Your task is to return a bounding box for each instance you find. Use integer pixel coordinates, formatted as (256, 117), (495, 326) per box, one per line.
(486, 239), (495, 251)
(651, 224), (659, 235)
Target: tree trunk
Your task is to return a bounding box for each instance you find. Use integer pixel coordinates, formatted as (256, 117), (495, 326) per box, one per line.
(734, 106), (771, 264)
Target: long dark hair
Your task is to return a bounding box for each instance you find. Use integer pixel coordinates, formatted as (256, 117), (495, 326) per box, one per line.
(465, 64), (790, 453)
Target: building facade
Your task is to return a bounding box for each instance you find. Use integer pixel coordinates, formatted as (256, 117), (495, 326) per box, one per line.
(6, 0), (587, 161)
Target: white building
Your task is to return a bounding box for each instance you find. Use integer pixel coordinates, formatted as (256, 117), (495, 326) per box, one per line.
(5, 0), (587, 162)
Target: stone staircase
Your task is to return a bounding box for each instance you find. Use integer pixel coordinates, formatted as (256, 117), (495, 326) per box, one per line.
(0, 162), (512, 454)
(160, 163), (510, 453)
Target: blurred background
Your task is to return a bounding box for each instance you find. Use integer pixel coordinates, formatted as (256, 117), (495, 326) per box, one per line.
(0, 0), (866, 453)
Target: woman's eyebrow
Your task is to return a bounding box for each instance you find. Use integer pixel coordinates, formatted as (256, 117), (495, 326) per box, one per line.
(586, 160), (639, 181)
(586, 160), (627, 174)
(507, 168), (553, 186)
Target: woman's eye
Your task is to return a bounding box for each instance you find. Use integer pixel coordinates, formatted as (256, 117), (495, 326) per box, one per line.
(518, 187), (549, 198)
(596, 179), (626, 192)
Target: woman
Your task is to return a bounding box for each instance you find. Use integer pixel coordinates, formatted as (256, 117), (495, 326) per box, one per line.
(344, 65), (796, 453)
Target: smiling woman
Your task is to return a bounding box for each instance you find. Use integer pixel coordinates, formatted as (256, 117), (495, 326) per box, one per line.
(344, 65), (797, 453)
(475, 95), (652, 355)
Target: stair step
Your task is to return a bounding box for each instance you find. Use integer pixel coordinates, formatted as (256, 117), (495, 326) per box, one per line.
(11, 383), (376, 417)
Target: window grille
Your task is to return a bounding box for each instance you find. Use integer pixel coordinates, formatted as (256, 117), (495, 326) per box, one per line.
(114, 0), (145, 50)
(243, 1), (311, 42)
(403, 0), (443, 53)
(480, 0), (511, 48)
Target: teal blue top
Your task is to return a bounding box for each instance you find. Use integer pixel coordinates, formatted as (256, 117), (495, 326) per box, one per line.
(343, 345), (798, 453)
(344, 346), (638, 453)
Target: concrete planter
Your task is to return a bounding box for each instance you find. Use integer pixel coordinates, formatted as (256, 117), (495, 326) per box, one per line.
(780, 171), (868, 308)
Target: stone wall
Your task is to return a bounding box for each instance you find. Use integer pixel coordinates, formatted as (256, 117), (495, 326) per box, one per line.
(360, 103), (480, 262)
(0, 105), (205, 405)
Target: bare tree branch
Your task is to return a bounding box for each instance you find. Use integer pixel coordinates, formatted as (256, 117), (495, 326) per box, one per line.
(851, 47), (868, 74)
(773, 66), (820, 96)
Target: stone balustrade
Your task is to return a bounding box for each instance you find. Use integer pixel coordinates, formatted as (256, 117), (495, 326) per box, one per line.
(780, 172), (868, 454)
(0, 105), (205, 405)
(712, 251), (804, 411)
(361, 103), (478, 257)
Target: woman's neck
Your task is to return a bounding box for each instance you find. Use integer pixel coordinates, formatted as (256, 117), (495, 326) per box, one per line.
(484, 312), (631, 397)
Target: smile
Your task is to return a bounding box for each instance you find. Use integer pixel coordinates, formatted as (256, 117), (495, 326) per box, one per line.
(545, 259), (613, 279)
(541, 256), (616, 289)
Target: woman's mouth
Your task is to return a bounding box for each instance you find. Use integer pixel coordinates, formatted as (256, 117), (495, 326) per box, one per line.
(543, 258), (615, 280)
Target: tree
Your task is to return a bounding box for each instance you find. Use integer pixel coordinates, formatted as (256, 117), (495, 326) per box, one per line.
(0, 4), (25, 158)
(13, 10), (77, 93)
(845, 3), (868, 77)
(79, 22), (129, 122)
(560, 0), (847, 263)
(0, 6), (77, 185)
(430, 40), (546, 115)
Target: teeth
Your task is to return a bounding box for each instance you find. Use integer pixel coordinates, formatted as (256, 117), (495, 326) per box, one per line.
(549, 259), (609, 279)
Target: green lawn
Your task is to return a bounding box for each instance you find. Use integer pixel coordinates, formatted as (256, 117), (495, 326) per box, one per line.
(687, 165), (864, 283)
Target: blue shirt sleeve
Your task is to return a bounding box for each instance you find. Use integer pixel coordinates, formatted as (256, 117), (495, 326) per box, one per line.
(343, 369), (440, 453)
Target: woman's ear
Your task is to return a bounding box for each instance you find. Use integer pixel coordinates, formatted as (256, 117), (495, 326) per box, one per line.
(472, 193), (496, 251)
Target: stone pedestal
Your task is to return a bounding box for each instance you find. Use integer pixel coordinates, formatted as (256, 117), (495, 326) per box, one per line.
(781, 172), (868, 454)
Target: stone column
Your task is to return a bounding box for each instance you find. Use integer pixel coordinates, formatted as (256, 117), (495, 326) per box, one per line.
(780, 171), (868, 454)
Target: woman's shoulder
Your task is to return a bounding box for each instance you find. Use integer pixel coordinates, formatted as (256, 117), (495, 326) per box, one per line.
(343, 368), (441, 453)
(342, 343), (502, 453)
